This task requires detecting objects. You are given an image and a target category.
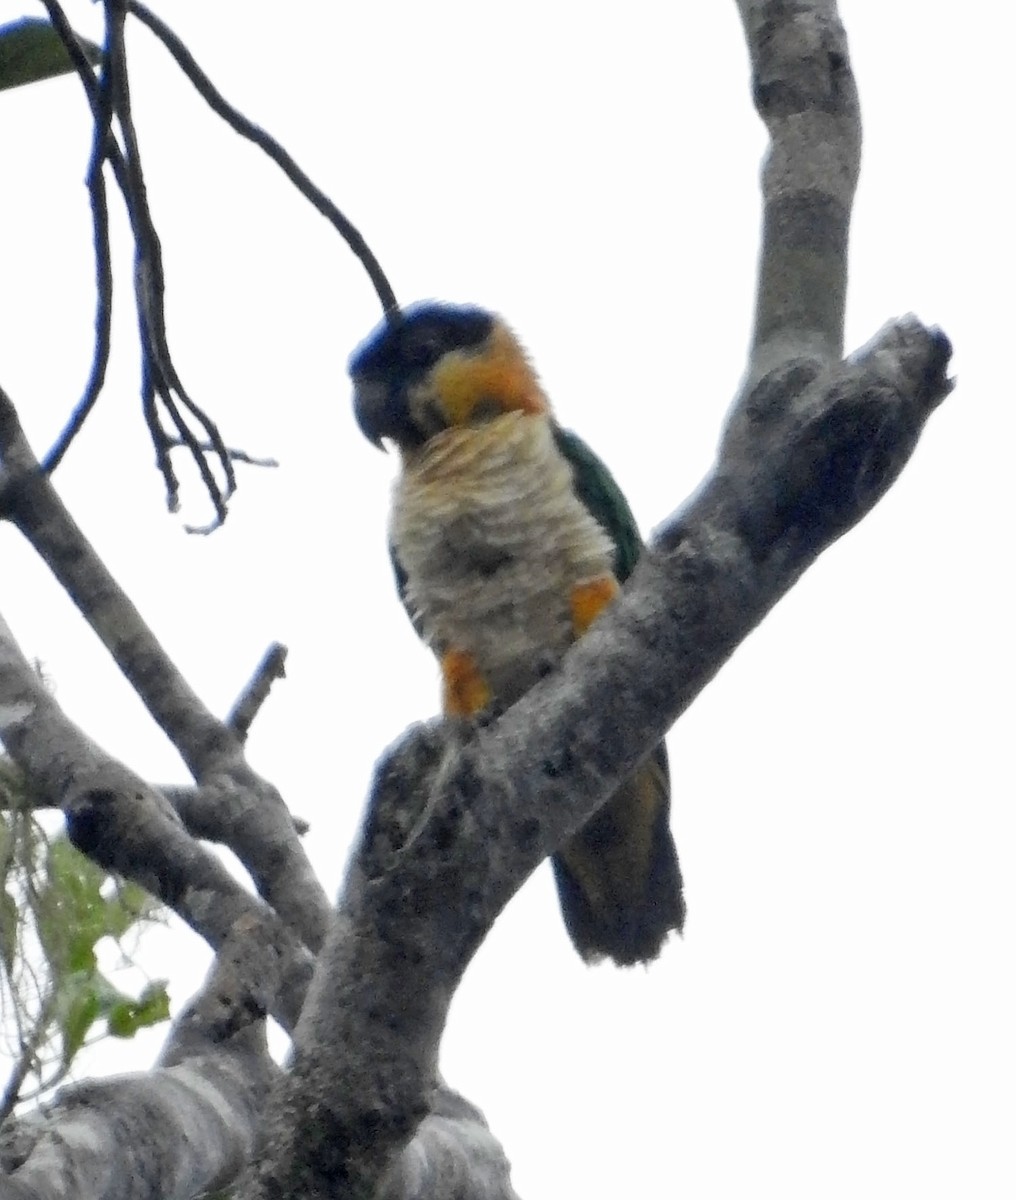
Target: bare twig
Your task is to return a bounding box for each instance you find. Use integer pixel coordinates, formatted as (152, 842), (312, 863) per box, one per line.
(166, 438), (279, 469)
(35, 0), (99, 101)
(34, 1), (238, 524)
(126, 0), (400, 319)
(32, 0), (400, 520)
(227, 644), (288, 743)
(0, 988), (57, 1123)
(140, 365), (180, 510)
(104, 0), (235, 528)
(37, 0), (114, 476)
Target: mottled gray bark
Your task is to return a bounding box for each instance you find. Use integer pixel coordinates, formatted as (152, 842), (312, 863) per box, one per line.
(737, 0), (862, 384)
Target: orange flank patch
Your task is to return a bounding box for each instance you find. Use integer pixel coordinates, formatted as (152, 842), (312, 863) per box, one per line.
(441, 648), (493, 717)
(432, 322), (549, 426)
(571, 574), (620, 636)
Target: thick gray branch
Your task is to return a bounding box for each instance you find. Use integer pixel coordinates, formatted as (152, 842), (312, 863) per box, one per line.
(252, 318), (950, 1197)
(1, 919), (281, 1199)
(375, 1086), (519, 1200)
(246, 1), (948, 1192)
(0, 387), (331, 953)
(738, 0), (861, 384)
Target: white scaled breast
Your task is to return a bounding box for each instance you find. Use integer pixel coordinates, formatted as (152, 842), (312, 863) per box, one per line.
(391, 411), (616, 705)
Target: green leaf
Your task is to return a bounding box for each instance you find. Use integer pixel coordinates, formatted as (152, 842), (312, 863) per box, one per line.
(60, 977), (102, 1064)
(103, 878), (157, 940)
(36, 838), (108, 975)
(107, 981), (170, 1038)
(0, 17), (102, 93)
(65, 938), (98, 975)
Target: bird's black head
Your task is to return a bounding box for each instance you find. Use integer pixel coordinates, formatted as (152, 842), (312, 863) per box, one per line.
(349, 302), (495, 450)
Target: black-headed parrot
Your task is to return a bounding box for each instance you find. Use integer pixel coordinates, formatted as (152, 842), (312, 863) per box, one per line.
(350, 301), (685, 966)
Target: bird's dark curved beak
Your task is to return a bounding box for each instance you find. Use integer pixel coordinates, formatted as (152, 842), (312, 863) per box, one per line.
(352, 380), (392, 451)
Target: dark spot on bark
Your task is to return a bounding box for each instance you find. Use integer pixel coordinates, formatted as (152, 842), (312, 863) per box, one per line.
(433, 806), (460, 853)
(542, 746), (575, 779)
(64, 789), (118, 864)
(516, 817), (542, 853)
(534, 650), (558, 679)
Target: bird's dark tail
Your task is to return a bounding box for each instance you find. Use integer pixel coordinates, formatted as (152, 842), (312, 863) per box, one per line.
(551, 742), (684, 966)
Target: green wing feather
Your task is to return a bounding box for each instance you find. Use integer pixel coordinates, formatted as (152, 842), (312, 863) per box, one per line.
(551, 423), (642, 582)
(552, 423), (684, 963)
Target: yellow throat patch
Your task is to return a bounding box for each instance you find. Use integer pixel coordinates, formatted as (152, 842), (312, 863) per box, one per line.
(431, 322), (548, 426)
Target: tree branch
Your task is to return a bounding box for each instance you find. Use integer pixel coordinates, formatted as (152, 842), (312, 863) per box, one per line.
(737, 0), (861, 385)
(105, 0), (235, 528)
(0, 610), (313, 1032)
(35, 0), (114, 476)
(253, 314), (950, 1197)
(227, 643), (288, 743)
(1, 636), (512, 1196)
(375, 1084), (519, 1200)
(249, 4), (952, 1192)
(38, 0), (401, 511)
(32, 1), (237, 524)
(0, 386), (332, 954)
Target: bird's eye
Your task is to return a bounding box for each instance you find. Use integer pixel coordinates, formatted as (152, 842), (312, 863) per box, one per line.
(403, 336), (443, 370)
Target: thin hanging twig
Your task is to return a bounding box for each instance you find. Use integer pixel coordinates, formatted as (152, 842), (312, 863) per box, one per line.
(33, 0), (401, 524)
(37, 0), (113, 476)
(126, 0), (400, 320)
(105, 0), (235, 528)
(36, 0), (237, 527)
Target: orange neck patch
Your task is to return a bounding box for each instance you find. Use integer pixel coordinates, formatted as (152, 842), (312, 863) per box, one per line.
(432, 321), (549, 426)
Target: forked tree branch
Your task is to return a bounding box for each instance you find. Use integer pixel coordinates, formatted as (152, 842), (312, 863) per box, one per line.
(249, 2), (952, 1196)
(251, 318), (950, 1198)
(0, 610), (313, 1033)
(0, 387), (332, 955)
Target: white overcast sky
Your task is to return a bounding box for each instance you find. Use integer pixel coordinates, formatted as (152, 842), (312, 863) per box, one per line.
(1, 2), (1013, 1196)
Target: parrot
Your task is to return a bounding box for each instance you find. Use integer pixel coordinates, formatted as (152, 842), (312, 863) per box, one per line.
(349, 301), (685, 966)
